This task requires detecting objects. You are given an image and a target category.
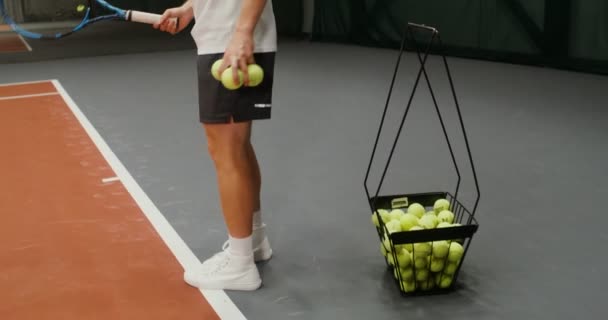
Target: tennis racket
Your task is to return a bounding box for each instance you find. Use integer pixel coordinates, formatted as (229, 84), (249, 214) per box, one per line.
(0, 0), (177, 40)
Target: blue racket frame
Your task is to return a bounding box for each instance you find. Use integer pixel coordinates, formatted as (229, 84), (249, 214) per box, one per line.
(0, 0), (128, 39)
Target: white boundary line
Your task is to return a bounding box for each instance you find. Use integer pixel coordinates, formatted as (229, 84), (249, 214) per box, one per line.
(0, 79), (53, 87)
(51, 80), (246, 320)
(0, 92), (58, 101)
(17, 34), (32, 52)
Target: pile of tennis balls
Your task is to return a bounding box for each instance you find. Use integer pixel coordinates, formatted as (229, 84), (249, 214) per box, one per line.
(211, 59), (264, 90)
(372, 198), (465, 293)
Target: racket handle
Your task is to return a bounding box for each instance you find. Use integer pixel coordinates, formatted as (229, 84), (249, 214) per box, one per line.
(127, 10), (179, 26)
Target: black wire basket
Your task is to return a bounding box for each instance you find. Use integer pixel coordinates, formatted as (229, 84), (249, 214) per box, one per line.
(363, 23), (481, 296)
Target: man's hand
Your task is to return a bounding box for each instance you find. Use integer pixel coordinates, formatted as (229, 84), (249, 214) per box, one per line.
(219, 30), (255, 87)
(154, 3), (194, 35)
(218, 0), (268, 87)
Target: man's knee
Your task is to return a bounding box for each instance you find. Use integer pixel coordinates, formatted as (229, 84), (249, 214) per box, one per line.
(205, 125), (250, 169)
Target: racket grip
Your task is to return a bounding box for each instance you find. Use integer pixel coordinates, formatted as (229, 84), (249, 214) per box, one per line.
(127, 10), (178, 26)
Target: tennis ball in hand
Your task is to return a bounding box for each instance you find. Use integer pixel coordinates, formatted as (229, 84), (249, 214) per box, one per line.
(221, 67), (244, 90)
(407, 203), (425, 218)
(437, 210), (455, 224)
(399, 213), (419, 231)
(211, 59), (223, 80)
(447, 242), (464, 262)
(247, 64), (264, 86)
(434, 198), (450, 213)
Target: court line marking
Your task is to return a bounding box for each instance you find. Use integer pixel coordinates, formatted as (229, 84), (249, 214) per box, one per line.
(0, 79), (52, 87)
(51, 80), (246, 320)
(102, 177), (120, 183)
(17, 34), (32, 52)
(0, 92), (59, 101)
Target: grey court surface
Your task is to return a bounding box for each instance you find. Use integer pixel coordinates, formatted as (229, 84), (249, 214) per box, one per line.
(2, 29), (608, 320)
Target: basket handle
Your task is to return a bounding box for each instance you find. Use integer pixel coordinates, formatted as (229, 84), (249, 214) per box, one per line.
(363, 23), (481, 219)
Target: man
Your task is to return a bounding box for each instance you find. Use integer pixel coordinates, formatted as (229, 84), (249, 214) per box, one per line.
(154, 0), (277, 291)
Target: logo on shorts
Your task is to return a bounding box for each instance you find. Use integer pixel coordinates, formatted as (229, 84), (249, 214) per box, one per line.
(254, 103), (272, 109)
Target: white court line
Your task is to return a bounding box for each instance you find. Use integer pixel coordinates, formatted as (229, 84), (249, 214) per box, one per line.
(51, 80), (247, 320)
(17, 34), (32, 52)
(0, 92), (58, 101)
(0, 79), (52, 87)
(102, 177), (120, 183)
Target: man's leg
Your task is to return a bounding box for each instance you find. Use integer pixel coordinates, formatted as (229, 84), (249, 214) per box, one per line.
(183, 120), (262, 291)
(205, 120), (256, 239)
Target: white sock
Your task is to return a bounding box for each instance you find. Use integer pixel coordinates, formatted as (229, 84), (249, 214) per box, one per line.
(253, 210), (263, 229)
(228, 234), (253, 257)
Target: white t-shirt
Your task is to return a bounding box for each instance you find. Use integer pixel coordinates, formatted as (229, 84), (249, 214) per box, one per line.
(190, 0), (278, 55)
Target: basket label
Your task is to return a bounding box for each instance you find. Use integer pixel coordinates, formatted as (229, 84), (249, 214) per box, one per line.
(391, 197), (409, 209)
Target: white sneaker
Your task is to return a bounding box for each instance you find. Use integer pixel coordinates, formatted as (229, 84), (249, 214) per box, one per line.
(220, 224), (273, 262)
(184, 250), (262, 291)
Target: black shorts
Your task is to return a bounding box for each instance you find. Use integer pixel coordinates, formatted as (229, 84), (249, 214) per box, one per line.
(197, 52), (275, 123)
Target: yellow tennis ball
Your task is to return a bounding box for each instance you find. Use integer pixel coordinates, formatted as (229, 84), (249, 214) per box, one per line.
(247, 64), (264, 86)
(211, 59), (223, 81)
(76, 4), (86, 12)
(221, 67), (244, 90)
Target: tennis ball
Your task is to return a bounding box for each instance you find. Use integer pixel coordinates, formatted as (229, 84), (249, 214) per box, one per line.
(401, 280), (416, 292)
(247, 64), (264, 86)
(389, 209), (405, 221)
(400, 267), (414, 281)
(437, 222), (452, 228)
(407, 203), (425, 218)
(382, 235), (392, 253)
(371, 213), (380, 227)
(444, 262), (459, 275)
(76, 4), (86, 12)
(396, 249), (412, 268)
(221, 67), (244, 90)
(414, 257), (428, 269)
(419, 214), (438, 229)
(399, 213), (419, 231)
(447, 242), (464, 262)
(431, 241), (450, 259)
(426, 210), (436, 216)
(387, 253), (395, 266)
(409, 226), (424, 232)
(380, 242), (387, 257)
(413, 242), (431, 258)
(377, 209), (391, 224)
(430, 258), (446, 272)
(211, 59), (223, 80)
(437, 210), (455, 224)
(436, 274), (454, 288)
(434, 199), (451, 213)
(386, 220), (402, 234)
(415, 268), (430, 282)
